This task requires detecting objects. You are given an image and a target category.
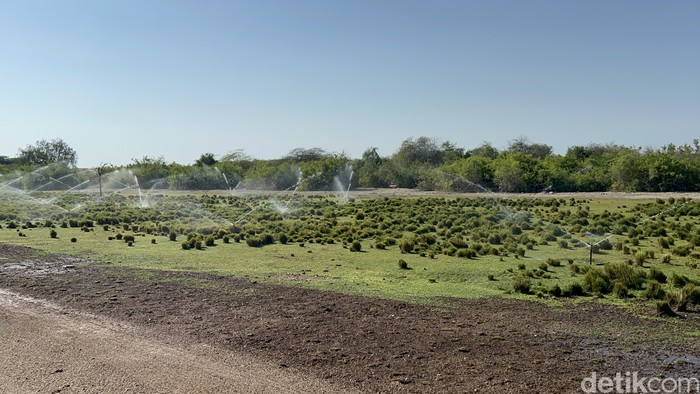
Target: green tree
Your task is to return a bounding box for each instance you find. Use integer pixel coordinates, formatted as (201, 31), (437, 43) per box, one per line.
(610, 149), (645, 191)
(195, 153), (218, 167)
(507, 137), (552, 159)
(356, 147), (389, 188)
(17, 138), (77, 167)
(492, 152), (544, 192)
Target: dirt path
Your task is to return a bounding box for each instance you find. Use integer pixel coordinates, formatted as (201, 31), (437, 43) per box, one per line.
(1, 244), (699, 393)
(0, 288), (356, 394)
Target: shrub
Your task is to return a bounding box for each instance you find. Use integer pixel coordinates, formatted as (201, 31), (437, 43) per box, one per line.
(279, 234), (288, 244)
(661, 254), (672, 264)
(671, 273), (691, 288)
(563, 282), (585, 297)
(50, 229), (57, 239)
(398, 259), (409, 270)
(222, 236), (230, 244)
(399, 238), (414, 254)
(513, 276), (532, 294)
(656, 301), (677, 317)
(449, 236), (468, 249)
(487, 274), (496, 281)
(181, 241), (190, 250)
(262, 234), (275, 245)
(582, 269), (611, 294)
(647, 268), (667, 283)
(604, 262), (646, 290)
(456, 248), (476, 259)
(612, 282), (629, 298)
(169, 231), (177, 242)
(644, 281), (665, 300)
(546, 258), (561, 267)
(116, 233), (123, 240)
(246, 237), (264, 247)
(205, 236), (215, 247)
(127, 241), (134, 247)
(350, 240), (362, 252)
(123, 235), (135, 244)
(549, 284), (562, 297)
(672, 245), (691, 257)
(70, 237), (77, 243)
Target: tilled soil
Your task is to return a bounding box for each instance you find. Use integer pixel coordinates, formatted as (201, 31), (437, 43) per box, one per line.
(1, 243), (699, 393)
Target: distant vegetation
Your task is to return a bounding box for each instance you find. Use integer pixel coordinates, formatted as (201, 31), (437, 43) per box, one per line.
(2, 137), (700, 192)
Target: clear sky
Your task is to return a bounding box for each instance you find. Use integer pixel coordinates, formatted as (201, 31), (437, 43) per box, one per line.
(1, 0), (698, 167)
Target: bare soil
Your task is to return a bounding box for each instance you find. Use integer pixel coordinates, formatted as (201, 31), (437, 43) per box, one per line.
(1, 244), (699, 393)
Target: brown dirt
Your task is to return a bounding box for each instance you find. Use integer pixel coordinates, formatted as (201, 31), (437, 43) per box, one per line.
(1, 244), (699, 393)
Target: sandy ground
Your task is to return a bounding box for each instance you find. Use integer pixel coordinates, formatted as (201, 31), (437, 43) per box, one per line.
(0, 288), (355, 394)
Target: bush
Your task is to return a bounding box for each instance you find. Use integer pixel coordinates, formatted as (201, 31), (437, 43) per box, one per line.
(127, 241), (134, 247)
(671, 273), (691, 288)
(398, 259), (409, 270)
(672, 245), (691, 257)
(449, 236), (468, 249)
(151, 238), (156, 244)
(350, 240), (362, 252)
(656, 301), (677, 317)
(279, 234), (288, 244)
(549, 284), (562, 297)
(246, 237), (264, 247)
(222, 236), (230, 244)
(612, 282), (629, 298)
(644, 281), (665, 300)
(169, 231), (177, 242)
(546, 258), (561, 267)
(605, 262), (646, 290)
(456, 248), (476, 259)
(70, 237), (77, 243)
(116, 233), (123, 240)
(205, 236), (215, 247)
(661, 254), (672, 264)
(582, 269), (611, 294)
(123, 235), (135, 244)
(647, 268), (667, 283)
(399, 238), (415, 254)
(50, 229), (57, 239)
(563, 282), (585, 297)
(262, 234), (275, 245)
(513, 276), (532, 294)
(181, 241), (190, 250)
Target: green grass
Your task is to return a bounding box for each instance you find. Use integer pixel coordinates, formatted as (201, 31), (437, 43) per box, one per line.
(1, 194), (698, 307)
(0, 226), (513, 302)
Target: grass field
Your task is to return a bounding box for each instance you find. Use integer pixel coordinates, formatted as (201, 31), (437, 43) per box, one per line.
(1, 191), (699, 308)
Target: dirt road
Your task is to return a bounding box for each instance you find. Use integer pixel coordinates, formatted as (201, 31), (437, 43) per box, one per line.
(0, 288), (355, 394)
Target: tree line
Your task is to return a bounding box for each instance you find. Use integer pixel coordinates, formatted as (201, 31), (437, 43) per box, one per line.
(2, 137), (699, 192)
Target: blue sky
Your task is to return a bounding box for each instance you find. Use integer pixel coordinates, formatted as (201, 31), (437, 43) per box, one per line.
(1, 0), (698, 167)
